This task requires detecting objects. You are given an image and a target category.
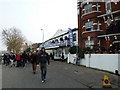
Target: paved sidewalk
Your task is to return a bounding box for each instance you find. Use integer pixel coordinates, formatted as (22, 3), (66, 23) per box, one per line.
(0, 65), (2, 90)
(63, 62), (120, 88)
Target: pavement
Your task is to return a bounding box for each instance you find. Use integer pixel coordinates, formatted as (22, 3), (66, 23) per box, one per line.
(1, 60), (120, 89)
(0, 65), (2, 90)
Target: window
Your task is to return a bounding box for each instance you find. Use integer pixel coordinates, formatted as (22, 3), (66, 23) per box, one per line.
(55, 39), (59, 43)
(85, 40), (94, 47)
(60, 37), (64, 42)
(85, 21), (94, 31)
(49, 41), (51, 44)
(84, 4), (92, 14)
(64, 36), (68, 40)
(106, 0), (111, 13)
(52, 40), (55, 44)
(114, 16), (120, 21)
(73, 33), (76, 41)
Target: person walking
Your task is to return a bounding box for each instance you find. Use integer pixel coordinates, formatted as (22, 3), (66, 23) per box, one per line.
(31, 50), (38, 74)
(10, 53), (15, 67)
(61, 52), (64, 62)
(16, 53), (22, 67)
(3, 53), (7, 65)
(38, 47), (50, 83)
(21, 51), (27, 67)
(6, 53), (10, 66)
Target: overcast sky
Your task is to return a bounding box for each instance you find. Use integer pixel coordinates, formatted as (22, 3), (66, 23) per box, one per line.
(0, 0), (78, 51)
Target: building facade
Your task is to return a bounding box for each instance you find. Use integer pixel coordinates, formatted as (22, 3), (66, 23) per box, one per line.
(39, 28), (78, 60)
(77, 0), (120, 52)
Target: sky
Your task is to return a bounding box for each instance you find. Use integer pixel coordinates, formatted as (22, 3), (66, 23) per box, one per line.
(0, 0), (78, 51)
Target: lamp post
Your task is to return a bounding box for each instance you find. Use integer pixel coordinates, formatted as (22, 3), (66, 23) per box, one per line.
(41, 29), (44, 43)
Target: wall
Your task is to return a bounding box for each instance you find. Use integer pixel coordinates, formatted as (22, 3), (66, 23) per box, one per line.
(118, 54), (120, 75)
(68, 54), (120, 74)
(68, 54), (77, 64)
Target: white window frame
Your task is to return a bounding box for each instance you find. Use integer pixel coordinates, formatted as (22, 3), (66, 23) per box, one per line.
(106, 0), (111, 14)
(85, 21), (94, 31)
(85, 40), (94, 47)
(84, 4), (92, 14)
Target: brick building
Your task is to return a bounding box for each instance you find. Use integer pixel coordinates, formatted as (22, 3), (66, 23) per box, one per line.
(77, 0), (120, 52)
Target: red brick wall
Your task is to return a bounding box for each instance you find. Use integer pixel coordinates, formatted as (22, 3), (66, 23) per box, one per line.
(111, 2), (120, 11)
(78, 1), (120, 50)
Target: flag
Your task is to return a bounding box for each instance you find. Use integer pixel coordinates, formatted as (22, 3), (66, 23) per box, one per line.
(68, 28), (74, 47)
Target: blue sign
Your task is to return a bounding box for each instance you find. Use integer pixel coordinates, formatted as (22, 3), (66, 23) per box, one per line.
(105, 79), (109, 84)
(68, 28), (74, 47)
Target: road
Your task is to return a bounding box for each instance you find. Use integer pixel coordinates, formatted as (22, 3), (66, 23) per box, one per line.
(1, 60), (120, 88)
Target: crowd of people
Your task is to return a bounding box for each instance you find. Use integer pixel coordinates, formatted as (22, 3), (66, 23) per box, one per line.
(2, 47), (50, 83)
(3, 51), (30, 67)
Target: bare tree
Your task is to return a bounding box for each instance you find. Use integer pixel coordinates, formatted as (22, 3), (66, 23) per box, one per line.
(2, 27), (25, 53)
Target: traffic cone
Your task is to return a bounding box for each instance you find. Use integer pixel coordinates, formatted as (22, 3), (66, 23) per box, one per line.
(102, 75), (112, 88)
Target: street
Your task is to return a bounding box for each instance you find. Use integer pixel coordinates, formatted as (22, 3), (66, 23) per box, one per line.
(1, 60), (120, 88)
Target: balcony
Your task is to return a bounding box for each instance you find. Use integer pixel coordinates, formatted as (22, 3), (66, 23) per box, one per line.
(106, 20), (120, 34)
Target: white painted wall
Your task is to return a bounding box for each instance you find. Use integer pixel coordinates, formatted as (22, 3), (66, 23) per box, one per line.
(68, 54), (77, 64)
(118, 54), (120, 74)
(68, 54), (120, 74)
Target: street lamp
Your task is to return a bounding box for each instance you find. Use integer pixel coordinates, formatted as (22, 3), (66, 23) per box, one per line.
(41, 29), (44, 43)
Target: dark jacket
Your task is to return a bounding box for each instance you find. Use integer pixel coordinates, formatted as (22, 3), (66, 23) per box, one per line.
(38, 51), (50, 64)
(31, 52), (38, 64)
(22, 52), (27, 60)
(10, 54), (15, 60)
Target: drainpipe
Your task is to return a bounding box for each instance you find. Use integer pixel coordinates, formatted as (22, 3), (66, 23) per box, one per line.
(78, 2), (82, 50)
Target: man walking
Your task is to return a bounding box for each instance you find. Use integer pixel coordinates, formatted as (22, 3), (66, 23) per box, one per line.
(38, 47), (50, 83)
(21, 51), (27, 67)
(31, 50), (38, 74)
(10, 53), (15, 67)
(3, 53), (7, 65)
(6, 53), (10, 66)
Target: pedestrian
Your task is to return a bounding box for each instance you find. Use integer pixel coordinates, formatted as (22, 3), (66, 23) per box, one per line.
(31, 50), (38, 74)
(21, 51), (27, 67)
(6, 53), (10, 66)
(38, 47), (50, 83)
(61, 52), (64, 62)
(10, 53), (15, 67)
(3, 53), (7, 65)
(13, 53), (16, 66)
(27, 53), (30, 63)
(16, 53), (22, 67)
(50, 53), (52, 60)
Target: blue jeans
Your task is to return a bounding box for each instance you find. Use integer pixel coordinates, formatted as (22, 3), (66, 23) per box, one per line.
(40, 63), (47, 81)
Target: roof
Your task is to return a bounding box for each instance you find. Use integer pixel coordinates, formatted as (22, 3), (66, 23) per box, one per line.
(52, 29), (68, 38)
(44, 28), (78, 42)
